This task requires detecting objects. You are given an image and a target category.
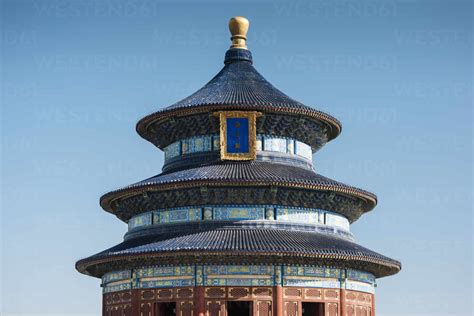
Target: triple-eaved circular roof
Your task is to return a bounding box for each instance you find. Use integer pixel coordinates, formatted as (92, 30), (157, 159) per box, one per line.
(77, 18), (401, 283)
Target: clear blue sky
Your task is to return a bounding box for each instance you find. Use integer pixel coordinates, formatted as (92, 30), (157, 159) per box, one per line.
(1, 0), (472, 315)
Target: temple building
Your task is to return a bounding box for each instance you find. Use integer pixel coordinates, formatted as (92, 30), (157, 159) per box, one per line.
(76, 17), (400, 316)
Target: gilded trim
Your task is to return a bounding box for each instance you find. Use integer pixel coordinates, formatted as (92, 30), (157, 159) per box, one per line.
(215, 111), (261, 160)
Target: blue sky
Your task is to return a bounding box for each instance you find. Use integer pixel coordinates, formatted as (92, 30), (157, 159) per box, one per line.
(1, 0), (472, 315)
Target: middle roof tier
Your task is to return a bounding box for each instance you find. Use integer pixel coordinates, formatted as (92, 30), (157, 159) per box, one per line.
(100, 161), (376, 223)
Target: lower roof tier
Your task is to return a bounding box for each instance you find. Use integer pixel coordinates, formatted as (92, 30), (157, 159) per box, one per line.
(76, 227), (400, 279)
(101, 161), (377, 223)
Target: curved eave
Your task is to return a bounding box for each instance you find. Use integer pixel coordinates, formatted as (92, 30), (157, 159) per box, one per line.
(77, 250), (400, 278)
(136, 104), (342, 148)
(76, 229), (400, 278)
(100, 179), (377, 216)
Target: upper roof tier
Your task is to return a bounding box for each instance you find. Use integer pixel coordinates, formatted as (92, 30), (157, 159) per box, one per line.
(136, 18), (341, 151)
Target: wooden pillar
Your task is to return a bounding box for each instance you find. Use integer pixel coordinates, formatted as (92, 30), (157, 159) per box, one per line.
(131, 290), (140, 316)
(102, 294), (106, 316)
(371, 293), (375, 316)
(274, 286), (283, 316)
(195, 286), (206, 316)
(340, 289), (346, 316)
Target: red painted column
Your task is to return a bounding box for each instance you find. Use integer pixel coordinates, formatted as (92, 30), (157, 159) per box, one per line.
(371, 293), (376, 316)
(340, 289), (346, 316)
(195, 286), (206, 316)
(102, 294), (106, 316)
(131, 290), (140, 316)
(275, 286), (283, 316)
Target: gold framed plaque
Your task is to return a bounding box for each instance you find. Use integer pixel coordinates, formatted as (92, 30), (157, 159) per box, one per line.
(215, 111), (261, 161)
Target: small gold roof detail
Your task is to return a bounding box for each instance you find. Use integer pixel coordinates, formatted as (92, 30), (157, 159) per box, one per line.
(229, 16), (249, 49)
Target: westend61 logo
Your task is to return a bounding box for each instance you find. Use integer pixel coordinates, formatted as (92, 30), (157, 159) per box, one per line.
(273, 0), (398, 18)
(33, 0), (160, 18)
(274, 54), (398, 72)
(34, 54), (161, 72)
(152, 29), (278, 47)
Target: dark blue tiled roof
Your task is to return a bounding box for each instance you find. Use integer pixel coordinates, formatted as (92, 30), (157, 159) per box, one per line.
(163, 50), (313, 112)
(100, 161), (376, 211)
(77, 228), (401, 277)
(136, 49), (342, 144)
(135, 162), (346, 186)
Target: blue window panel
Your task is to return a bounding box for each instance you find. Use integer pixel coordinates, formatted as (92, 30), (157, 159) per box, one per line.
(286, 139), (295, 154)
(226, 118), (249, 153)
(345, 280), (375, 293)
(256, 135), (263, 151)
(204, 265), (274, 286)
(303, 267), (341, 278)
(284, 266), (341, 278)
(205, 277), (273, 286)
(137, 278), (195, 289)
(135, 266), (194, 278)
(128, 212), (152, 230)
(181, 138), (191, 154)
(347, 269), (375, 284)
(204, 265), (273, 276)
(213, 207), (265, 220)
(264, 137), (287, 153)
(190, 136), (211, 153)
(276, 207), (321, 224)
(160, 208), (202, 223)
(152, 211), (161, 225)
(295, 141), (312, 160)
(283, 278), (340, 289)
(203, 207), (213, 220)
(103, 282), (132, 293)
(325, 212), (350, 231)
(102, 270), (132, 284)
(164, 141), (181, 160)
(212, 135), (220, 151)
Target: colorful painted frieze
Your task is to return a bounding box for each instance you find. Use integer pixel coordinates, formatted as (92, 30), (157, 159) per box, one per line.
(163, 135), (313, 162)
(295, 140), (312, 160)
(264, 137), (287, 153)
(164, 141), (181, 160)
(101, 265), (375, 294)
(204, 265), (274, 286)
(283, 277), (341, 288)
(156, 208), (202, 223)
(276, 207), (322, 224)
(128, 212), (152, 230)
(284, 266), (341, 279)
(213, 207), (265, 220)
(345, 280), (375, 294)
(286, 139), (295, 154)
(103, 282), (132, 293)
(347, 269), (375, 284)
(135, 266), (194, 278)
(325, 212), (350, 231)
(102, 270), (132, 284)
(181, 136), (212, 155)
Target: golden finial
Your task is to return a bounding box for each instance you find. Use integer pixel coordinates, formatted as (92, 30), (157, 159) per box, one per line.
(229, 16), (249, 49)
